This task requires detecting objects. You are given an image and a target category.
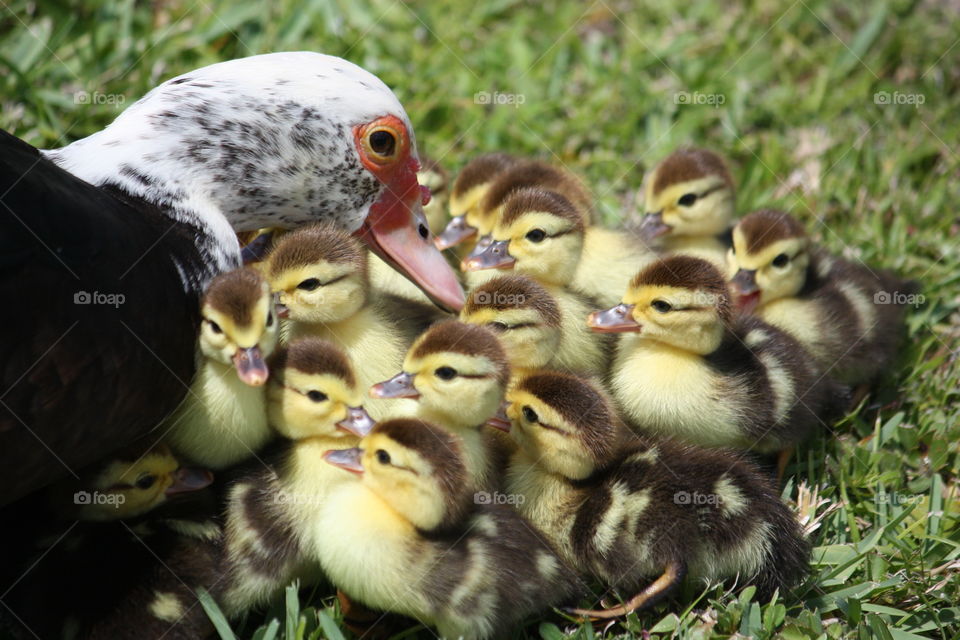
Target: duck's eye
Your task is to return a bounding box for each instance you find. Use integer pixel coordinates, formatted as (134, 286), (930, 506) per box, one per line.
(375, 449), (391, 465)
(651, 300), (672, 313)
(369, 130), (396, 157)
(306, 390), (327, 403)
(135, 474), (156, 490)
(522, 406), (539, 423)
(418, 223), (429, 240)
(772, 253), (790, 268)
(678, 193), (698, 207)
(489, 322), (509, 333)
(297, 278), (321, 291)
(435, 366), (457, 380)
(207, 320), (222, 334)
(525, 229), (547, 243)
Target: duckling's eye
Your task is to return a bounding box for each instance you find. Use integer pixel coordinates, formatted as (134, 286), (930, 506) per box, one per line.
(522, 406), (539, 423)
(266, 313), (274, 327)
(772, 253), (790, 268)
(651, 300), (672, 313)
(207, 320), (222, 334)
(306, 390), (327, 403)
(435, 366), (457, 380)
(135, 474), (156, 490)
(678, 193), (698, 207)
(297, 278), (321, 291)
(369, 130), (396, 157)
(525, 229), (547, 243)
(375, 449), (391, 465)
(489, 322), (509, 333)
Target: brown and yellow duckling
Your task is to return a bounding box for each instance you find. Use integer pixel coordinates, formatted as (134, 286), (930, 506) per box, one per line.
(315, 419), (581, 639)
(265, 224), (417, 420)
(727, 209), (918, 387)
(589, 256), (845, 465)
(166, 267), (279, 469)
(504, 371), (810, 617)
(640, 148), (736, 268)
(435, 152), (519, 251)
(220, 337), (374, 618)
(370, 320), (511, 492)
(462, 188), (613, 376)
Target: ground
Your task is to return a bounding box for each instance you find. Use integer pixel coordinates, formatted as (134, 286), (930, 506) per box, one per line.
(1, 0), (958, 638)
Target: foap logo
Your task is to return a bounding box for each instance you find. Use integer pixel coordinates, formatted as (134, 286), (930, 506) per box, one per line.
(474, 91), (526, 108)
(874, 91), (925, 107)
(73, 90), (126, 107)
(873, 290), (924, 307)
(474, 491), (525, 506)
(74, 291), (126, 308)
(472, 290), (526, 306)
(674, 91), (726, 107)
(73, 491), (126, 508)
(674, 490), (723, 506)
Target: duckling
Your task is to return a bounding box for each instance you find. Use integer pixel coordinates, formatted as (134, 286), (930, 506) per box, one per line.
(370, 320), (510, 492)
(265, 224), (417, 420)
(220, 337), (374, 617)
(504, 371), (810, 617)
(435, 152), (519, 251)
(728, 209), (918, 386)
(316, 418), (581, 639)
(459, 274), (564, 381)
(165, 267), (279, 470)
(2, 444), (219, 640)
(640, 148), (736, 268)
(419, 153), (451, 233)
(588, 256), (844, 459)
(462, 188), (613, 376)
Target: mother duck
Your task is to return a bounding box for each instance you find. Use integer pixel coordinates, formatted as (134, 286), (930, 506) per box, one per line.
(0, 52), (463, 505)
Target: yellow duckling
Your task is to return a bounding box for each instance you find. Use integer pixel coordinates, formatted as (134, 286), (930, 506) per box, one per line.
(166, 267), (279, 469)
(462, 188), (612, 376)
(640, 148), (736, 268)
(221, 337), (374, 617)
(265, 224), (416, 420)
(459, 274), (564, 382)
(435, 152), (519, 251)
(370, 320), (511, 492)
(316, 419), (581, 639)
(588, 256), (844, 465)
(504, 371), (810, 617)
(728, 209), (918, 387)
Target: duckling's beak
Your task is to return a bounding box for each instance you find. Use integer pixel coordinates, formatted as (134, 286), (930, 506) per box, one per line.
(587, 304), (641, 333)
(241, 231), (274, 264)
(639, 212), (671, 241)
(731, 269), (759, 295)
(435, 215), (477, 250)
(461, 239), (515, 271)
(485, 401), (512, 432)
(273, 293), (289, 319)
(369, 372), (420, 399)
(165, 467), (214, 496)
(233, 346), (269, 386)
(337, 406), (375, 437)
(323, 447), (365, 475)
(357, 164), (465, 312)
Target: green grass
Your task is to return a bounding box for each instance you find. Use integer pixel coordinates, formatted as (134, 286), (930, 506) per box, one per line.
(3, 0), (959, 638)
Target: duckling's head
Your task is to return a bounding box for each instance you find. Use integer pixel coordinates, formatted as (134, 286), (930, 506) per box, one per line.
(506, 372), (620, 480)
(641, 148), (734, 240)
(323, 419), (470, 531)
(436, 152), (517, 249)
(55, 444), (213, 522)
(418, 154), (450, 234)
(460, 275), (562, 370)
(200, 267), (279, 385)
(728, 209), (810, 311)
(266, 224), (369, 324)
(588, 256), (731, 355)
(268, 338), (374, 441)
(463, 188), (585, 286)
(371, 320), (510, 431)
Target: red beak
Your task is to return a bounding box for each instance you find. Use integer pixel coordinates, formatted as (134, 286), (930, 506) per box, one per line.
(357, 158), (464, 312)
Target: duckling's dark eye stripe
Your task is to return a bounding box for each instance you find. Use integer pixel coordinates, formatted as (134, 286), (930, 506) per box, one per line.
(499, 322), (538, 331)
(319, 273), (349, 287)
(537, 420), (569, 436)
(696, 184), (726, 199)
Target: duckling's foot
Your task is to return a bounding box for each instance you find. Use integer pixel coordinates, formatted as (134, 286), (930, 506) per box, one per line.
(563, 561), (684, 620)
(337, 590), (400, 639)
